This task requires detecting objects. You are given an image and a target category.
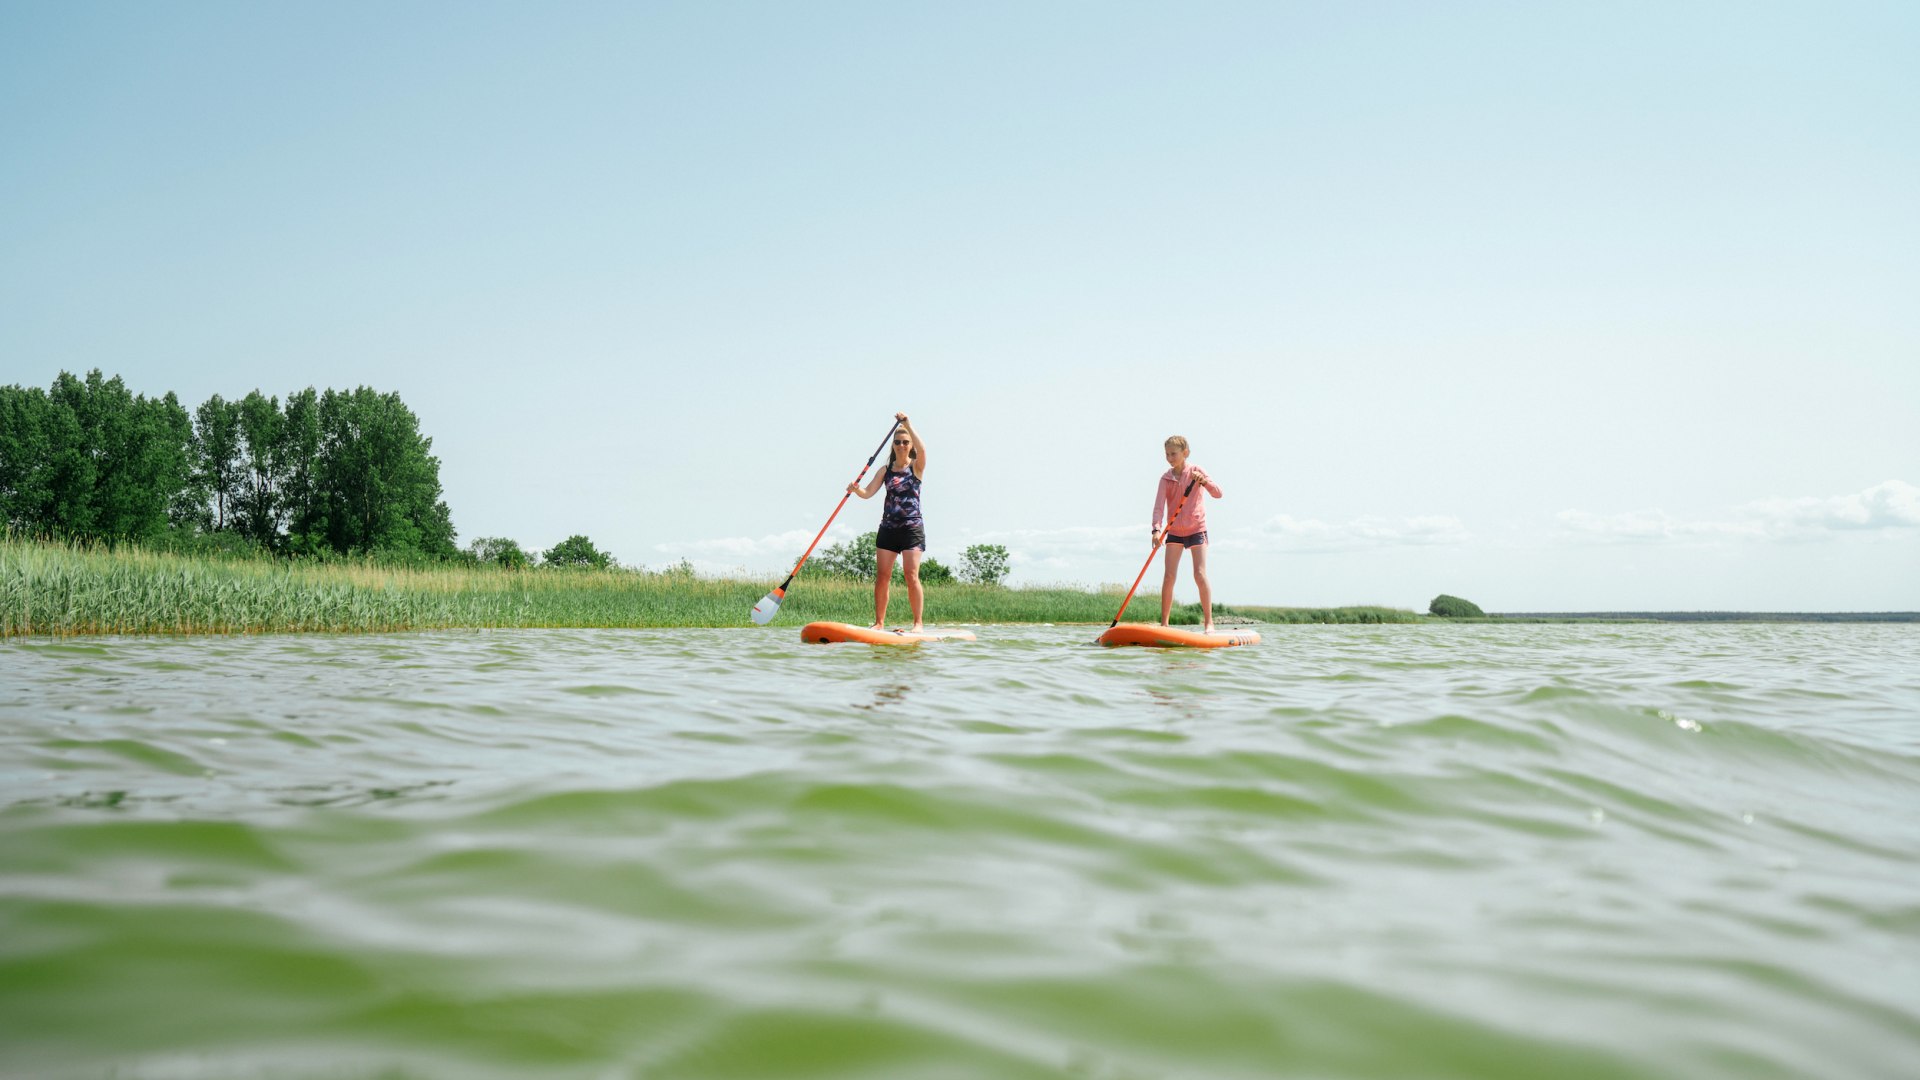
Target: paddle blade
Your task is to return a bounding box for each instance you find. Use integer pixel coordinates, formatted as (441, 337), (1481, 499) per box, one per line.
(750, 588), (785, 625)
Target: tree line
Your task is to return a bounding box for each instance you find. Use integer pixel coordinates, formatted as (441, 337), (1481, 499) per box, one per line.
(1, 370), (452, 557)
(4, 370), (1021, 580)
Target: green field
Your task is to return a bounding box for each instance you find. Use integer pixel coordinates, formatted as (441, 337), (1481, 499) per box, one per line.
(0, 537), (1425, 636)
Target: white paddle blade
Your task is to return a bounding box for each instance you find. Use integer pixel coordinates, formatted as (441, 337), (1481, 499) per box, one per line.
(750, 590), (783, 625)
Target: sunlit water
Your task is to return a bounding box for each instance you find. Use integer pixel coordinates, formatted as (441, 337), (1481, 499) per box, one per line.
(3, 624), (1918, 1079)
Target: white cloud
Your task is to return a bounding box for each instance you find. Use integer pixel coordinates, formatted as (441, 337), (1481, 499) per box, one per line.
(1244, 513), (1472, 554)
(1744, 480), (1920, 534)
(960, 524), (1142, 561)
(1555, 480), (1920, 546)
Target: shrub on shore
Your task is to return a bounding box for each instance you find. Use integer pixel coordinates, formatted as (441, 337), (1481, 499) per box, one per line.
(1429, 594), (1487, 618)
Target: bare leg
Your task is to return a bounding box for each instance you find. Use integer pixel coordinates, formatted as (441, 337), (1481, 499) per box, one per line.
(873, 548), (898, 628)
(1159, 543), (1185, 625)
(903, 548), (925, 632)
(1191, 544), (1213, 631)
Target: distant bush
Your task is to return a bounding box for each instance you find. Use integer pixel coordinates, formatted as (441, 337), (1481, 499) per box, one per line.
(958, 543), (1011, 586)
(1429, 594), (1486, 618)
(469, 536), (530, 570)
(809, 532), (955, 584)
(812, 532), (878, 579)
(544, 534), (613, 570)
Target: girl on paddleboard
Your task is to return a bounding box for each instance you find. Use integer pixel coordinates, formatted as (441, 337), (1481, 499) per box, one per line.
(847, 412), (929, 632)
(1151, 435), (1223, 632)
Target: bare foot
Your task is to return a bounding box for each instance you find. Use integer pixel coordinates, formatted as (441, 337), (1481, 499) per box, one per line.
(909, 624), (925, 634)
(1202, 624), (1215, 634)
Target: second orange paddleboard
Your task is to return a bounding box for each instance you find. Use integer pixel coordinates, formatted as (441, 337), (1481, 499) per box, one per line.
(1097, 624), (1261, 648)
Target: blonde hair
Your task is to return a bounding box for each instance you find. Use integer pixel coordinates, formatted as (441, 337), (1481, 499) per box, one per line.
(1164, 435), (1189, 453)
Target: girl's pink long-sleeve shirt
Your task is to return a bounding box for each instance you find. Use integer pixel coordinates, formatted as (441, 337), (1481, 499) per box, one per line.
(1152, 467), (1221, 535)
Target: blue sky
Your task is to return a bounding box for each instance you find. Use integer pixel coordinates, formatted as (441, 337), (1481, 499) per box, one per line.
(4, 2), (1916, 610)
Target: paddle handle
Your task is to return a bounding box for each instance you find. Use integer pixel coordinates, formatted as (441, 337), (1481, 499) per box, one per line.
(1108, 476), (1199, 627)
(777, 421), (900, 590)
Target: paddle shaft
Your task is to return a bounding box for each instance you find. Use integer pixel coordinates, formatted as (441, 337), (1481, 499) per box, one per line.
(775, 421), (901, 592)
(1108, 475), (1199, 627)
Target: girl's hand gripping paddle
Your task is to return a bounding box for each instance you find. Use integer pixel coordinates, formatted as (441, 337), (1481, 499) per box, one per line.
(751, 421), (901, 625)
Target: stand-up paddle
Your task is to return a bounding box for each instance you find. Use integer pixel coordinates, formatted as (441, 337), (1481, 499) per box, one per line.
(751, 421), (900, 625)
(1097, 475), (1260, 648)
(1101, 474), (1197, 633)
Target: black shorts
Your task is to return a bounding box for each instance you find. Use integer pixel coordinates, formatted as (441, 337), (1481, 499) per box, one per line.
(1164, 530), (1207, 547)
(875, 525), (926, 553)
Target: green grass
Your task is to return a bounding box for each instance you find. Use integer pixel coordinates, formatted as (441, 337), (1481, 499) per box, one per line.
(0, 537), (1423, 636)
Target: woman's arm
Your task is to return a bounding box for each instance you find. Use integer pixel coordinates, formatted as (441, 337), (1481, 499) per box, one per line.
(847, 470), (886, 499)
(898, 412), (926, 478)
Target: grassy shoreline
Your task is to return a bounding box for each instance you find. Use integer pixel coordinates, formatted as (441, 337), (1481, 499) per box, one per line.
(1, 538), (1420, 637)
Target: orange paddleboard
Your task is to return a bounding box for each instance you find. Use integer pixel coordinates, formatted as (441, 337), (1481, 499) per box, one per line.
(800, 622), (979, 645)
(1098, 624), (1261, 648)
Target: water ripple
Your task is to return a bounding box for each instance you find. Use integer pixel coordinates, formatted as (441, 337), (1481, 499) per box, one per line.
(3, 623), (1918, 1078)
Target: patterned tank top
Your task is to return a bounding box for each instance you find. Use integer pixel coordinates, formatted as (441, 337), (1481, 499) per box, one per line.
(880, 468), (923, 529)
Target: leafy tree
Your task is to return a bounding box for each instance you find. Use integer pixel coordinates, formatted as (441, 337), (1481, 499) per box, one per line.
(958, 543), (1011, 586)
(812, 532), (879, 579)
(32, 371), (192, 543)
(134, 390), (195, 541)
(1429, 594), (1486, 618)
(312, 387), (456, 556)
(810, 532), (958, 583)
(193, 394), (244, 531)
(544, 534), (613, 569)
(33, 373), (95, 538)
(157, 391), (199, 531)
(0, 384), (54, 532)
(470, 535), (531, 570)
(279, 388), (324, 552)
(234, 390), (288, 547)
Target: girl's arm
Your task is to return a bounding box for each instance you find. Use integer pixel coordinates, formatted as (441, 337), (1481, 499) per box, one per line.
(898, 413), (926, 478)
(1193, 466), (1222, 498)
(1151, 476), (1168, 540)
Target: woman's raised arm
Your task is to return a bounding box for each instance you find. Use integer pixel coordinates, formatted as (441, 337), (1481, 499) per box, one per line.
(898, 412), (926, 477)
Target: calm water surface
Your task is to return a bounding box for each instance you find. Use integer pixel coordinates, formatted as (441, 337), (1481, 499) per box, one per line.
(3, 624), (1918, 1079)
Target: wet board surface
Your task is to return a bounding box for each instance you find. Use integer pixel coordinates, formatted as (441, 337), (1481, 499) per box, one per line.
(1098, 624), (1262, 648)
(800, 622), (980, 645)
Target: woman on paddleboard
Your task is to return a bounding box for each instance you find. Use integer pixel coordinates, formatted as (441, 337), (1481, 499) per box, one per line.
(1152, 435), (1223, 632)
(847, 412), (929, 633)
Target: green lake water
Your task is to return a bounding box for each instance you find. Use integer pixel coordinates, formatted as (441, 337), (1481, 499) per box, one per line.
(3, 624), (1917, 1079)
